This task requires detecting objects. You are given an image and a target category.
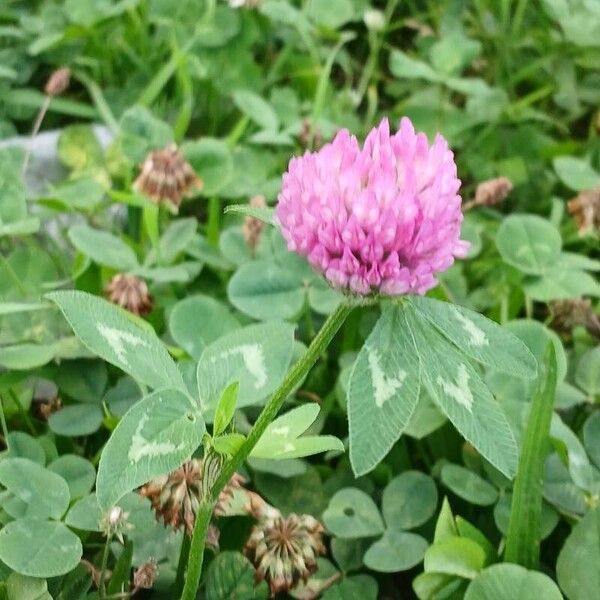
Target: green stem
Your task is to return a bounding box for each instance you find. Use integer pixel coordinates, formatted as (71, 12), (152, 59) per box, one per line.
(206, 197), (221, 246)
(99, 533), (113, 598)
(504, 343), (557, 568)
(0, 395), (9, 449)
(180, 301), (353, 600)
(142, 205), (161, 263)
(174, 533), (191, 596)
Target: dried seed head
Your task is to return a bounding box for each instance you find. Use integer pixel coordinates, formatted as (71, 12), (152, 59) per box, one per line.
(298, 119), (323, 150)
(550, 298), (600, 340)
(100, 506), (131, 543)
(105, 274), (153, 316)
(134, 144), (203, 210)
(133, 559), (158, 589)
(244, 511), (326, 596)
(34, 396), (63, 421)
(242, 195), (267, 252)
(206, 524), (220, 553)
(140, 457), (241, 536)
(474, 176), (513, 207)
(568, 188), (600, 237)
(44, 67), (70, 97)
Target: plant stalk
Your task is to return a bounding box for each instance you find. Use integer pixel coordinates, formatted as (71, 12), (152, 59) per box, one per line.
(99, 532), (113, 598)
(180, 301), (353, 600)
(504, 343), (557, 568)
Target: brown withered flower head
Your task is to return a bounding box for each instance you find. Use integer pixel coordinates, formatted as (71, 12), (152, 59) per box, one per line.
(133, 143), (203, 210)
(140, 459), (202, 536)
(140, 456), (242, 536)
(105, 273), (153, 316)
(550, 298), (600, 340)
(44, 67), (70, 97)
(244, 511), (326, 596)
(242, 195), (267, 253)
(133, 559), (158, 590)
(463, 176), (513, 211)
(568, 188), (600, 237)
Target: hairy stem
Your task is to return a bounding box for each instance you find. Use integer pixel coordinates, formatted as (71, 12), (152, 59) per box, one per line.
(180, 301), (353, 600)
(99, 533), (113, 598)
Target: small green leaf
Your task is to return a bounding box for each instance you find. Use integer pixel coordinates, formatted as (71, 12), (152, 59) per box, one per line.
(227, 259), (306, 320)
(0, 343), (55, 370)
(424, 536), (486, 579)
(524, 269), (600, 301)
(348, 304), (421, 476)
(68, 224), (139, 271)
(47, 455), (96, 500)
(0, 458), (70, 519)
(213, 381), (239, 436)
(169, 295), (240, 360)
(205, 551), (268, 600)
(0, 519), (82, 578)
(576, 346), (600, 396)
(323, 488), (385, 538)
(213, 433), (246, 456)
(232, 90), (279, 131)
(389, 50), (439, 81)
(96, 389), (205, 509)
(441, 464), (498, 506)
(48, 404), (104, 437)
(0, 302), (50, 316)
(64, 493), (102, 532)
(6, 573), (52, 600)
(556, 506), (600, 600)
(47, 291), (186, 392)
(553, 156), (600, 191)
(434, 497), (458, 542)
(364, 529), (428, 573)
(183, 138), (233, 197)
(307, 0), (354, 28)
(4, 432), (45, 465)
(496, 215), (563, 276)
(321, 575), (378, 600)
(466, 563), (563, 600)
(251, 404), (343, 459)
(382, 470), (438, 530)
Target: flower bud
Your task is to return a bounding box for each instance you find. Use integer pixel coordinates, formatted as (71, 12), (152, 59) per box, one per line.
(568, 188), (600, 237)
(243, 195), (267, 253)
(44, 67), (70, 97)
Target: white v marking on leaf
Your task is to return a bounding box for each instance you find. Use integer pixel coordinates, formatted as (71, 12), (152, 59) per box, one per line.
(454, 311), (489, 347)
(367, 348), (406, 408)
(436, 363), (474, 412)
(97, 324), (148, 368)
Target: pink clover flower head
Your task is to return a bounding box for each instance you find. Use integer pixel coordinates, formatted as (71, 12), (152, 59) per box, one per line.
(275, 117), (469, 296)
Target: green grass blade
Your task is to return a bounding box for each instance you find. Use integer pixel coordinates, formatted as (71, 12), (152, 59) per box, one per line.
(504, 343), (557, 568)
